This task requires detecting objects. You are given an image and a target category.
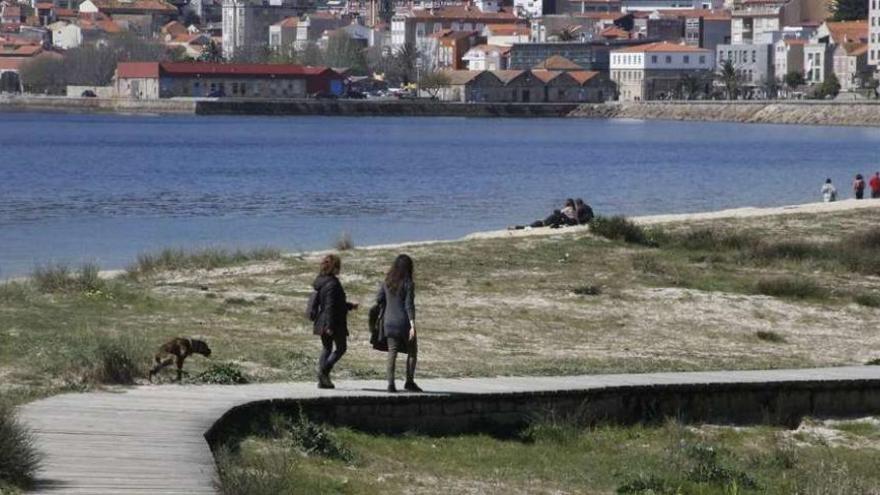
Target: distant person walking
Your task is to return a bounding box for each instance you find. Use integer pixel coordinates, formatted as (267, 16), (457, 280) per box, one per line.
(312, 254), (358, 389)
(821, 178), (837, 203)
(854, 174), (866, 200)
(869, 172), (880, 199)
(376, 254), (420, 393)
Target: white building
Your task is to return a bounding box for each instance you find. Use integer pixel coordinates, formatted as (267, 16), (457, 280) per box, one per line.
(463, 44), (510, 69)
(872, 0), (879, 66)
(48, 20), (82, 49)
(610, 41), (713, 100)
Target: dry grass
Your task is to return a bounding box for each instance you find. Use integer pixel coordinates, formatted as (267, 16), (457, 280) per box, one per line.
(3, 208), (880, 404)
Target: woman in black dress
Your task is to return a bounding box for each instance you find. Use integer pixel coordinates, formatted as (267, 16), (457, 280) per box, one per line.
(376, 254), (420, 392)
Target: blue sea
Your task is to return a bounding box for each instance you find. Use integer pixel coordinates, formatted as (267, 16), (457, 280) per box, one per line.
(1, 112), (879, 277)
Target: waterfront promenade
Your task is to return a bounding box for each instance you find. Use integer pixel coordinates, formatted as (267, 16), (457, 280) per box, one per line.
(18, 366), (880, 494)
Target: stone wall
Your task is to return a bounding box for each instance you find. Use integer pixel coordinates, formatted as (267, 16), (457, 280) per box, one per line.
(195, 99), (580, 117)
(204, 378), (880, 450)
(0, 95), (197, 114)
(570, 101), (880, 126)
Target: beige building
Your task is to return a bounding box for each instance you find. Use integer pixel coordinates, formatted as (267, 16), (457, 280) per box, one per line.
(611, 41), (713, 101)
(774, 38), (805, 80)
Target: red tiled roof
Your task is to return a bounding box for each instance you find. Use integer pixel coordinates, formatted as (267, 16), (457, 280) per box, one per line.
(784, 38), (807, 45)
(600, 25), (629, 39)
(533, 55), (583, 70)
(0, 57), (22, 70)
(0, 44), (41, 56)
(431, 28), (478, 40)
(35, 2), (54, 9)
(90, 0), (177, 14)
(493, 69), (524, 83)
(571, 12), (628, 20)
(79, 17), (121, 33)
(274, 16), (298, 28)
(842, 42), (868, 56)
(163, 20), (187, 36)
(655, 8), (731, 20)
(568, 70), (600, 85)
(407, 5), (517, 21)
(117, 61), (160, 78)
(825, 20), (867, 44)
(485, 24), (529, 36)
(530, 69), (563, 83)
(614, 41), (709, 53)
(159, 62), (338, 77)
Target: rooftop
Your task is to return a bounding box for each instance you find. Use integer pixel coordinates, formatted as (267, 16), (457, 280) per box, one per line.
(533, 54), (583, 70)
(614, 41), (709, 53)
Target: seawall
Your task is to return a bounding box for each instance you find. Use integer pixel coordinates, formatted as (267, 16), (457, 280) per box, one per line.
(0, 95), (197, 115)
(571, 100), (880, 126)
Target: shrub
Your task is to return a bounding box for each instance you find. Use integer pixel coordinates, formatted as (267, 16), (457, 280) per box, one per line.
(196, 362), (249, 385)
(573, 285), (602, 296)
(91, 336), (147, 385)
(128, 247), (281, 278)
(270, 413), (354, 462)
(755, 277), (827, 300)
(616, 473), (677, 494)
(0, 405), (41, 490)
(750, 240), (826, 262)
(854, 293), (880, 308)
(223, 297), (254, 306)
(215, 445), (299, 495)
(684, 442), (758, 489)
(660, 228), (761, 252)
(590, 216), (657, 247)
(335, 231), (354, 251)
(756, 330), (786, 343)
(32, 263), (105, 294)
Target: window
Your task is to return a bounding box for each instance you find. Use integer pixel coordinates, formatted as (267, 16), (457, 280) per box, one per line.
(240, 82), (246, 95)
(651, 55), (658, 63)
(231, 82), (239, 95)
(683, 55), (690, 64)
(751, 50), (756, 63)
(416, 22), (425, 36)
(665, 55), (672, 63)
(699, 55), (706, 64)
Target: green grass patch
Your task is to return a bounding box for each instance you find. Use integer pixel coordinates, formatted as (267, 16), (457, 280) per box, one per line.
(127, 247), (281, 278)
(756, 331), (786, 344)
(572, 284), (602, 296)
(590, 216), (657, 246)
(754, 277), (828, 300)
(32, 262), (103, 294)
(195, 362), (249, 385)
(854, 293), (880, 308)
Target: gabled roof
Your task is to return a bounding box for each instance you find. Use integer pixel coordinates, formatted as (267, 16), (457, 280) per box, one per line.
(79, 17), (121, 33)
(530, 69), (563, 83)
(35, 2), (54, 9)
(162, 20), (187, 37)
(600, 25), (629, 39)
(493, 69), (525, 83)
(614, 41), (709, 53)
(405, 4), (517, 21)
(825, 20), (867, 45)
(441, 69), (482, 85)
(842, 41), (868, 56)
(568, 70), (601, 85)
(533, 54), (583, 70)
(273, 16), (298, 28)
(158, 62), (338, 78)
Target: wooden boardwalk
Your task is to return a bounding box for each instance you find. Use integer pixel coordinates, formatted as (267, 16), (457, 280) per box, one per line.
(18, 366), (880, 494)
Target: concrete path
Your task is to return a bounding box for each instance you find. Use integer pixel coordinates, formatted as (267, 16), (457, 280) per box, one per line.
(18, 366), (880, 494)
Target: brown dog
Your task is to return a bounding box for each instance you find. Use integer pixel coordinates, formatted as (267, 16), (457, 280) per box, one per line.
(148, 338), (212, 383)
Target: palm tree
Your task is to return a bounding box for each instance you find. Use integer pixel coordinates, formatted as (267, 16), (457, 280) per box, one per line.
(554, 26), (580, 42)
(199, 40), (223, 63)
(716, 60), (740, 100)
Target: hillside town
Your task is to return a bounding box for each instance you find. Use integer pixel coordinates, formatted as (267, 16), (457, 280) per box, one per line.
(0, 0), (877, 101)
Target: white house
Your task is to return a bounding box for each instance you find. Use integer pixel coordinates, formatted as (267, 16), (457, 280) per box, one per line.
(463, 44), (510, 70)
(48, 20), (82, 49)
(483, 23), (529, 45)
(610, 41), (713, 101)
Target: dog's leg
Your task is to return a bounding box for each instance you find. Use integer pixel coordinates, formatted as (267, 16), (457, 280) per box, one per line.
(175, 355), (186, 382)
(149, 356), (174, 383)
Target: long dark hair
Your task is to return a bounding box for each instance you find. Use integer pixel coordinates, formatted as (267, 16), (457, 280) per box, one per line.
(385, 254), (414, 293)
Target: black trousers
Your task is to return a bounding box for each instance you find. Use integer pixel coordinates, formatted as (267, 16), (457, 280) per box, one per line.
(856, 189), (865, 199)
(318, 332), (347, 375)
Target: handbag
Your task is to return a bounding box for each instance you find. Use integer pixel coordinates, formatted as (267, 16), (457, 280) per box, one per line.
(368, 303), (388, 351)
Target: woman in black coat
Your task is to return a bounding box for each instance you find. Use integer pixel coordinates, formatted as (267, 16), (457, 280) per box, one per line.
(313, 254), (357, 389)
(376, 254), (420, 392)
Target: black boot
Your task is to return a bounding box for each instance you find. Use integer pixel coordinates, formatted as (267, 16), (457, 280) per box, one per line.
(404, 380), (422, 392)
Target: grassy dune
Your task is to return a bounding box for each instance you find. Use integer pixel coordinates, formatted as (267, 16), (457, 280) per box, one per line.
(1, 208), (880, 405)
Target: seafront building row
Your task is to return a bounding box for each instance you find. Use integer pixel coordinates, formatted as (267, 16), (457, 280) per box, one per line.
(0, 0), (877, 101)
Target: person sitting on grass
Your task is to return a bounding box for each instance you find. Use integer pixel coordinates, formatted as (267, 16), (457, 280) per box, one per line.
(575, 198), (594, 224)
(510, 199), (578, 230)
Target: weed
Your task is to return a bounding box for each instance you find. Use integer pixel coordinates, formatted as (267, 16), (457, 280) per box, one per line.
(658, 228), (761, 252)
(0, 405), (41, 490)
(269, 413), (354, 462)
(32, 263), (104, 294)
(756, 331), (786, 343)
(573, 285), (602, 296)
(750, 240), (827, 262)
(684, 442), (758, 489)
(616, 473), (678, 494)
(335, 231), (354, 251)
(128, 247), (281, 277)
(854, 293), (880, 308)
(91, 335), (147, 385)
(590, 216), (657, 247)
(223, 297), (254, 306)
(195, 362), (249, 385)
(754, 277), (828, 300)
(866, 358), (880, 366)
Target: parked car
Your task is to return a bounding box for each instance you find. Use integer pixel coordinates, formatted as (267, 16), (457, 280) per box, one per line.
(312, 91), (338, 100)
(81, 90), (97, 98)
(345, 91), (366, 99)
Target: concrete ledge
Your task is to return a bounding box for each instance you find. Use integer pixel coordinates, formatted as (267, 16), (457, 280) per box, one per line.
(194, 99), (580, 117)
(204, 376), (880, 449)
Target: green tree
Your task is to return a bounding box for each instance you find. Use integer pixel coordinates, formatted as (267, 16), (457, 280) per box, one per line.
(817, 71), (841, 98)
(325, 31), (367, 74)
(677, 72), (707, 100)
(299, 42), (324, 66)
(716, 59), (740, 100)
(783, 70), (805, 89)
(199, 40), (224, 63)
(418, 71), (450, 98)
(389, 42), (419, 85)
(830, 0), (867, 21)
